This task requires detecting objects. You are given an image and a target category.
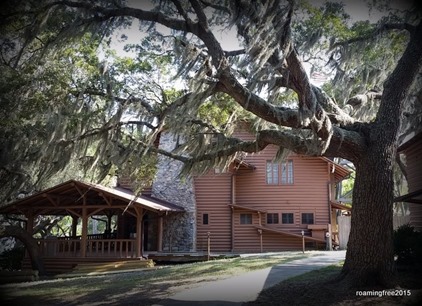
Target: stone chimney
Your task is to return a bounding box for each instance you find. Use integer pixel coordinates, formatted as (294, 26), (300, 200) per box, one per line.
(152, 132), (196, 252)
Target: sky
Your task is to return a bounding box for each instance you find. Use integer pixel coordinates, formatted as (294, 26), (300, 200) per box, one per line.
(114, 0), (413, 52)
(109, 0), (414, 86)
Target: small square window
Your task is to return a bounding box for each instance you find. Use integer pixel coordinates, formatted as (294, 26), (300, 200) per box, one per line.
(301, 213), (314, 224)
(203, 213), (209, 225)
(266, 213), (279, 224)
(282, 213), (294, 224)
(240, 213), (252, 224)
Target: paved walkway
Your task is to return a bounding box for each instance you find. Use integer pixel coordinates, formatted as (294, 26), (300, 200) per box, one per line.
(153, 250), (346, 306)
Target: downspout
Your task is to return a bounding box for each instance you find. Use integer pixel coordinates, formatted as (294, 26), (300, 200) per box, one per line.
(230, 173), (235, 252)
(327, 163), (333, 251)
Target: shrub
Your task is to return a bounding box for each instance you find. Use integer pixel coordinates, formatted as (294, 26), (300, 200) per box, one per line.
(393, 224), (422, 265)
(0, 246), (25, 270)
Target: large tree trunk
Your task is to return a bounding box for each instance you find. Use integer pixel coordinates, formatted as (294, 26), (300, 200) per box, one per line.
(0, 225), (46, 275)
(341, 19), (422, 288)
(341, 144), (396, 287)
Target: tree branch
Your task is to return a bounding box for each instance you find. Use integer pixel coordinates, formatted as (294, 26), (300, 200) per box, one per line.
(188, 126), (365, 164)
(49, 1), (200, 36)
(199, 0), (231, 15)
(224, 49), (245, 57)
(189, 0), (209, 29)
(330, 23), (415, 50)
(169, 0), (191, 22)
(217, 69), (302, 128)
(346, 92), (383, 107)
(378, 20), (422, 124)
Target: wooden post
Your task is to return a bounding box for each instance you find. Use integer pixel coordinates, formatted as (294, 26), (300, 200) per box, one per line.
(327, 223), (332, 251)
(134, 206), (143, 258)
(230, 206), (235, 252)
(71, 216), (78, 238)
(81, 205), (88, 258)
(301, 230), (305, 254)
(207, 232), (210, 261)
(157, 215), (163, 252)
(26, 212), (34, 236)
(258, 229), (263, 253)
(25, 212), (35, 259)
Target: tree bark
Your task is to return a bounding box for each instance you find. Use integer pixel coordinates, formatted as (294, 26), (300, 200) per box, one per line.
(0, 225), (46, 275)
(340, 140), (396, 287)
(340, 20), (422, 288)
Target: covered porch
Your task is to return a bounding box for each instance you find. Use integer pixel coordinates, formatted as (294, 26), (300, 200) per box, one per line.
(0, 180), (184, 272)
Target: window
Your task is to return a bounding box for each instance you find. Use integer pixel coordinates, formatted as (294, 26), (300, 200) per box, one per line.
(266, 161), (279, 184)
(267, 213), (279, 224)
(281, 160), (294, 184)
(301, 213), (314, 224)
(202, 213), (209, 225)
(282, 213), (294, 224)
(266, 160), (294, 184)
(240, 213), (252, 224)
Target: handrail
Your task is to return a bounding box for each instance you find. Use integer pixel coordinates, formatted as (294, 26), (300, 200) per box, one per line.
(36, 238), (137, 258)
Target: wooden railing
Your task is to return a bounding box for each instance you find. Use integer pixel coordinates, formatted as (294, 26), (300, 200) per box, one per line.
(37, 238), (137, 258)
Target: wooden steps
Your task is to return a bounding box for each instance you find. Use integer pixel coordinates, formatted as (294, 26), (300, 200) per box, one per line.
(21, 257), (154, 276)
(0, 270), (39, 284)
(57, 259), (154, 277)
(148, 253), (235, 263)
(73, 260), (154, 273)
(21, 258), (76, 275)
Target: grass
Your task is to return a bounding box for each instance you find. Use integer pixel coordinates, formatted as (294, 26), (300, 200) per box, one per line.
(0, 251), (310, 305)
(286, 260), (344, 282)
(248, 261), (422, 306)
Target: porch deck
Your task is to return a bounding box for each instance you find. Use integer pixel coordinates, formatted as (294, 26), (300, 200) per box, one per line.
(22, 237), (144, 275)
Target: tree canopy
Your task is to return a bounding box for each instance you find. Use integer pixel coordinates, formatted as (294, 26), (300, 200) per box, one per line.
(1, 0), (421, 287)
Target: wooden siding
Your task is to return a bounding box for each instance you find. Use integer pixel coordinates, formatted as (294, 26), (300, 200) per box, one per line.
(194, 172), (233, 251)
(194, 129), (335, 252)
(261, 231), (303, 251)
(233, 145), (331, 251)
(232, 209), (261, 251)
(405, 139), (422, 231)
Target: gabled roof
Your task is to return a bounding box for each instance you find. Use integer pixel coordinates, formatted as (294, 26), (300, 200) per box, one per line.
(398, 131), (422, 152)
(0, 180), (184, 216)
(320, 157), (351, 182)
(233, 158), (256, 170)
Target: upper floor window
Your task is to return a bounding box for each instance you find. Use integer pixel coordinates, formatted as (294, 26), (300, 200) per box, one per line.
(266, 160), (294, 184)
(282, 213), (294, 224)
(240, 213), (252, 224)
(266, 162), (279, 184)
(301, 213), (314, 224)
(267, 213), (279, 224)
(281, 160), (294, 184)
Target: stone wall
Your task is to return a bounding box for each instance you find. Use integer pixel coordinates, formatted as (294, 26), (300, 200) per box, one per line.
(151, 133), (196, 252)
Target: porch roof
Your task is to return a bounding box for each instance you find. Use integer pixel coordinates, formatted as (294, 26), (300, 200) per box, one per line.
(320, 157), (351, 182)
(228, 203), (267, 213)
(255, 225), (326, 243)
(330, 201), (352, 211)
(394, 188), (422, 205)
(0, 180), (184, 216)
